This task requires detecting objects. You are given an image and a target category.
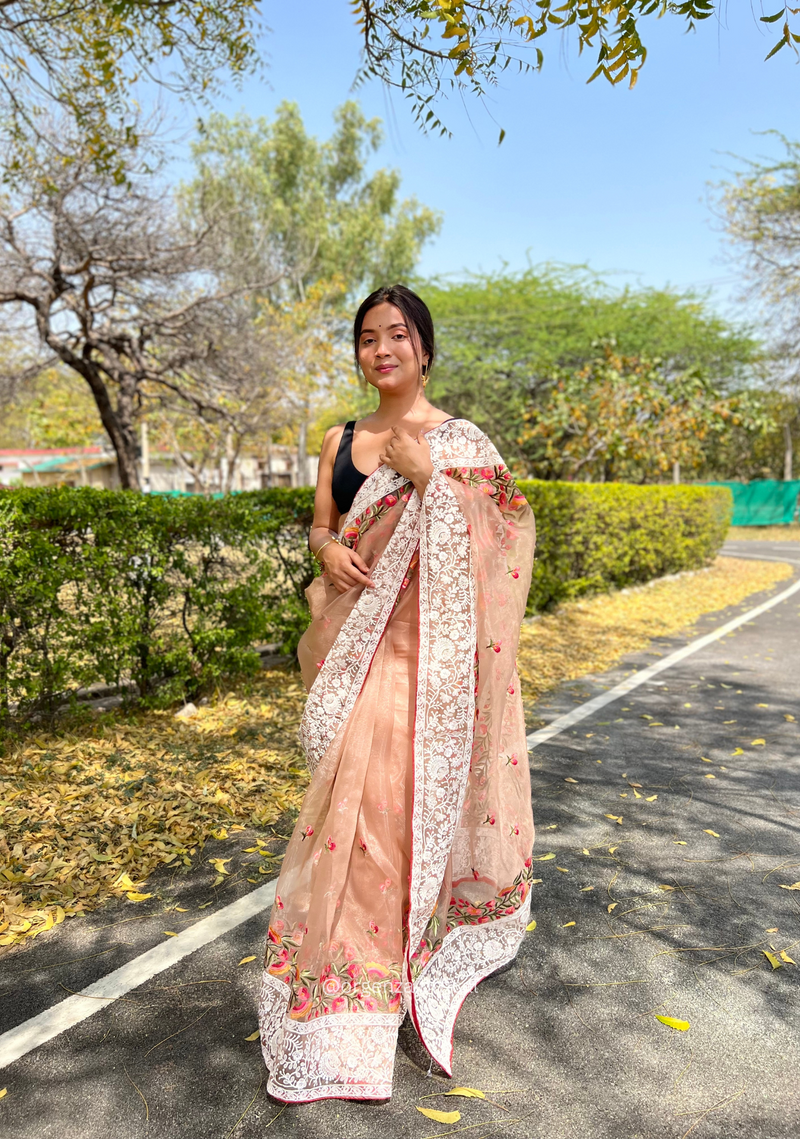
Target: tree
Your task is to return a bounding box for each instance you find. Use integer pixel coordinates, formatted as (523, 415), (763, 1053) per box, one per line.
(424, 267), (760, 470)
(0, 366), (105, 449)
(181, 101), (441, 478)
(0, 129), (281, 490)
(181, 101), (442, 305)
(719, 133), (800, 479)
(353, 2), (794, 137)
(0, 1), (259, 182)
(518, 344), (772, 482)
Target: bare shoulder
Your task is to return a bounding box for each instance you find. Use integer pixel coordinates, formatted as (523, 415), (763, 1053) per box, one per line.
(320, 424), (347, 456)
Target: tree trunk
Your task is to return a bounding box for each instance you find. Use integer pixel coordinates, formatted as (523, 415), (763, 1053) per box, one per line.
(297, 416), (308, 487)
(672, 460), (681, 485)
(784, 422), (793, 481)
(45, 340), (141, 489)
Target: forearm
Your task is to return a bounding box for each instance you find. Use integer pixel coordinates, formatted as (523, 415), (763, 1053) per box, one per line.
(412, 462), (434, 500)
(308, 525), (340, 560)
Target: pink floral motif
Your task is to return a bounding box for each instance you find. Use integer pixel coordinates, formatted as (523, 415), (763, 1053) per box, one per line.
(325, 835), (336, 852)
(368, 920), (379, 936)
(507, 683), (515, 695)
(379, 877), (393, 893)
(275, 894), (284, 909)
(483, 813), (496, 826)
(358, 838), (368, 854)
(509, 824), (520, 836)
(301, 826), (314, 841)
(384, 493), (398, 506)
(507, 565), (520, 579)
(487, 638), (502, 653)
(505, 753), (519, 766)
(376, 800), (388, 814)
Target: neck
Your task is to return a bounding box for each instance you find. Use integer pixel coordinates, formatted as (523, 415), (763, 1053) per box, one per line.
(373, 386), (430, 427)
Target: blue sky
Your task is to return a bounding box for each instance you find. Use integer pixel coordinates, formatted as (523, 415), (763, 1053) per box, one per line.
(166, 3), (800, 316)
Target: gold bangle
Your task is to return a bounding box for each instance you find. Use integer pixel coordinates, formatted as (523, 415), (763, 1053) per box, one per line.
(314, 536), (339, 564)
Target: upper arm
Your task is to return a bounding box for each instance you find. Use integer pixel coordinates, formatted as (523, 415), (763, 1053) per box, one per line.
(312, 425), (345, 532)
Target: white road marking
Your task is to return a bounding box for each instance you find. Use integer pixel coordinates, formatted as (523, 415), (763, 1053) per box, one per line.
(0, 880), (276, 1069)
(2, 550), (798, 1070)
(526, 562), (800, 750)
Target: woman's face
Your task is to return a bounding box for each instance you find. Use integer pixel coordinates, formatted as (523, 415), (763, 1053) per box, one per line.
(357, 303), (428, 394)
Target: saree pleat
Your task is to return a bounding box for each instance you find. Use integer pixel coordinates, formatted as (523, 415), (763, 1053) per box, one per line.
(259, 419), (536, 1102)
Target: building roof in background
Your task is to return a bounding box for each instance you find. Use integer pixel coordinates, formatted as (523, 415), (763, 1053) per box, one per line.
(20, 454), (114, 474)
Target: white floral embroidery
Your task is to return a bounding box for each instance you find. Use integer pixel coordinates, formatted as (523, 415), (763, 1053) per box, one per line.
(299, 493), (422, 771)
(410, 900), (531, 1073)
(407, 470), (476, 963)
(259, 972), (401, 1101)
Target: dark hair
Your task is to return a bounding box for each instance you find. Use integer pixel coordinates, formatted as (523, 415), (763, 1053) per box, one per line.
(353, 284), (436, 376)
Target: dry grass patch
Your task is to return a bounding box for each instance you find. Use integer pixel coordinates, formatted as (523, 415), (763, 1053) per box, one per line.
(728, 525), (800, 541)
(516, 555), (793, 718)
(0, 671), (309, 951)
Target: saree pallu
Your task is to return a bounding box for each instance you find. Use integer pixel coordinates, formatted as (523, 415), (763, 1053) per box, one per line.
(258, 419), (536, 1102)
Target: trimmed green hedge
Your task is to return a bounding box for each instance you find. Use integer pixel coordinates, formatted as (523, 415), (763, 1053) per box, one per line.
(0, 481), (731, 722)
(519, 481), (733, 612)
(0, 486), (315, 721)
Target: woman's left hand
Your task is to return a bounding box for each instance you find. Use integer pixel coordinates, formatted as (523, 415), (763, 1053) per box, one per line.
(379, 427), (433, 496)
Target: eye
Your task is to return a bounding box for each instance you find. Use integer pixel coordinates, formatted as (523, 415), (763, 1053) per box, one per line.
(392, 333), (406, 340)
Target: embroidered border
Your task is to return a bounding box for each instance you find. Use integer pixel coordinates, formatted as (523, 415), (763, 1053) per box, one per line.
(299, 492), (422, 770)
(259, 971), (401, 1102)
(410, 896), (531, 1073)
(407, 471), (477, 963)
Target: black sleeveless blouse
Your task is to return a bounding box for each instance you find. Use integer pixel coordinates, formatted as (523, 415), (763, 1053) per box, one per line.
(331, 418), (462, 515)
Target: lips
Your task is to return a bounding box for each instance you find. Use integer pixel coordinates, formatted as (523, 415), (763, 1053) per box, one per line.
(376, 365), (396, 373)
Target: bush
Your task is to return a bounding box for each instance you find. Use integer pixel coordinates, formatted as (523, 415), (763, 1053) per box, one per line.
(0, 486), (315, 721)
(0, 481), (730, 722)
(519, 480), (732, 611)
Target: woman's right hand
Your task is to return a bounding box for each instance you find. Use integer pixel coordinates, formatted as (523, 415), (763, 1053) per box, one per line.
(321, 542), (376, 594)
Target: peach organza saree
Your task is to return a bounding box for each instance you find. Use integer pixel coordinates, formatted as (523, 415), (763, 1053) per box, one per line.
(258, 419), (536, 1102)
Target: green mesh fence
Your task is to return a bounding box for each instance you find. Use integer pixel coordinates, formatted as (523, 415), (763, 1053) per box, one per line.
(703, 479), (800, 526)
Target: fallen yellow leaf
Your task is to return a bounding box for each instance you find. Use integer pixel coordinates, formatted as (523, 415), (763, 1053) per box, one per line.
(731, 748), (743, 756)
(756, 703), (769, 708)
(703, 830), (720, 838)
(655, 1015), (690, 1031)
(658, 885), (675, 891)
(526, 919), (537, 932)
(673, 841), (687, 845)
(198, 900), (214, 909)
(244, 1031), (260, 1041)
(780, 951), (796, 965)
(581, 848), (590, 856)
(580, 886), (594, 892)
(163, 931), (177, 937)
(212, 875), (225, 887)
(645, 795), (658, 801)
(607, 902), (618, 913)
(785, 714), (796, 722)
(563, 921), (575, 927)
(531, 852), (555, 861)
(751, 739), (766, 747)
(556, 866), (569, 873)
(704, 774), (716, 779)
(175, 907), (188, 912)
(444, 1088), (486, 1099)
(238, 956), (257, 966)
(564, 777), (578, 784)
(701, 757), (713, 763)
(208, 858), (231, 874)
(763, 950), (782, 970)
(778, 882), (800, 891)
(125, 892), (153, 903)
(0, 1088), (6, 1099)
(416, 1107), (461, 1124)
(605, 814), (623, 824)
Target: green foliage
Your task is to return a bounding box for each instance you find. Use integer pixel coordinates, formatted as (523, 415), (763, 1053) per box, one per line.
(182, 101), (442, 304)
(520, 345), (774, 482)
(0, 480), (730, 721)
(0, 487), (315, 723)
(0, 1), (260, 183)
(520, 480), (733, 612)
(425, 267), (760, 470)
(352, 2), (773, 137)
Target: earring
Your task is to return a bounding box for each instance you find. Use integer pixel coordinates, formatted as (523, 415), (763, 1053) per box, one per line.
(421, 363), (429, 388)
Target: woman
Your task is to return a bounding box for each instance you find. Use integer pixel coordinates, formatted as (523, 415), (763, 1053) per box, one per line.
(258, 284), (536, 1103)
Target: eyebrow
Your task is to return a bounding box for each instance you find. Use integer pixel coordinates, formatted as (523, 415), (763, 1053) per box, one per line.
(359, 323), (408, 334)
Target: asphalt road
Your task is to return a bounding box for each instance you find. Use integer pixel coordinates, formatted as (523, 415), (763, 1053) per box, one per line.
(1, 540), (798, 1139)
